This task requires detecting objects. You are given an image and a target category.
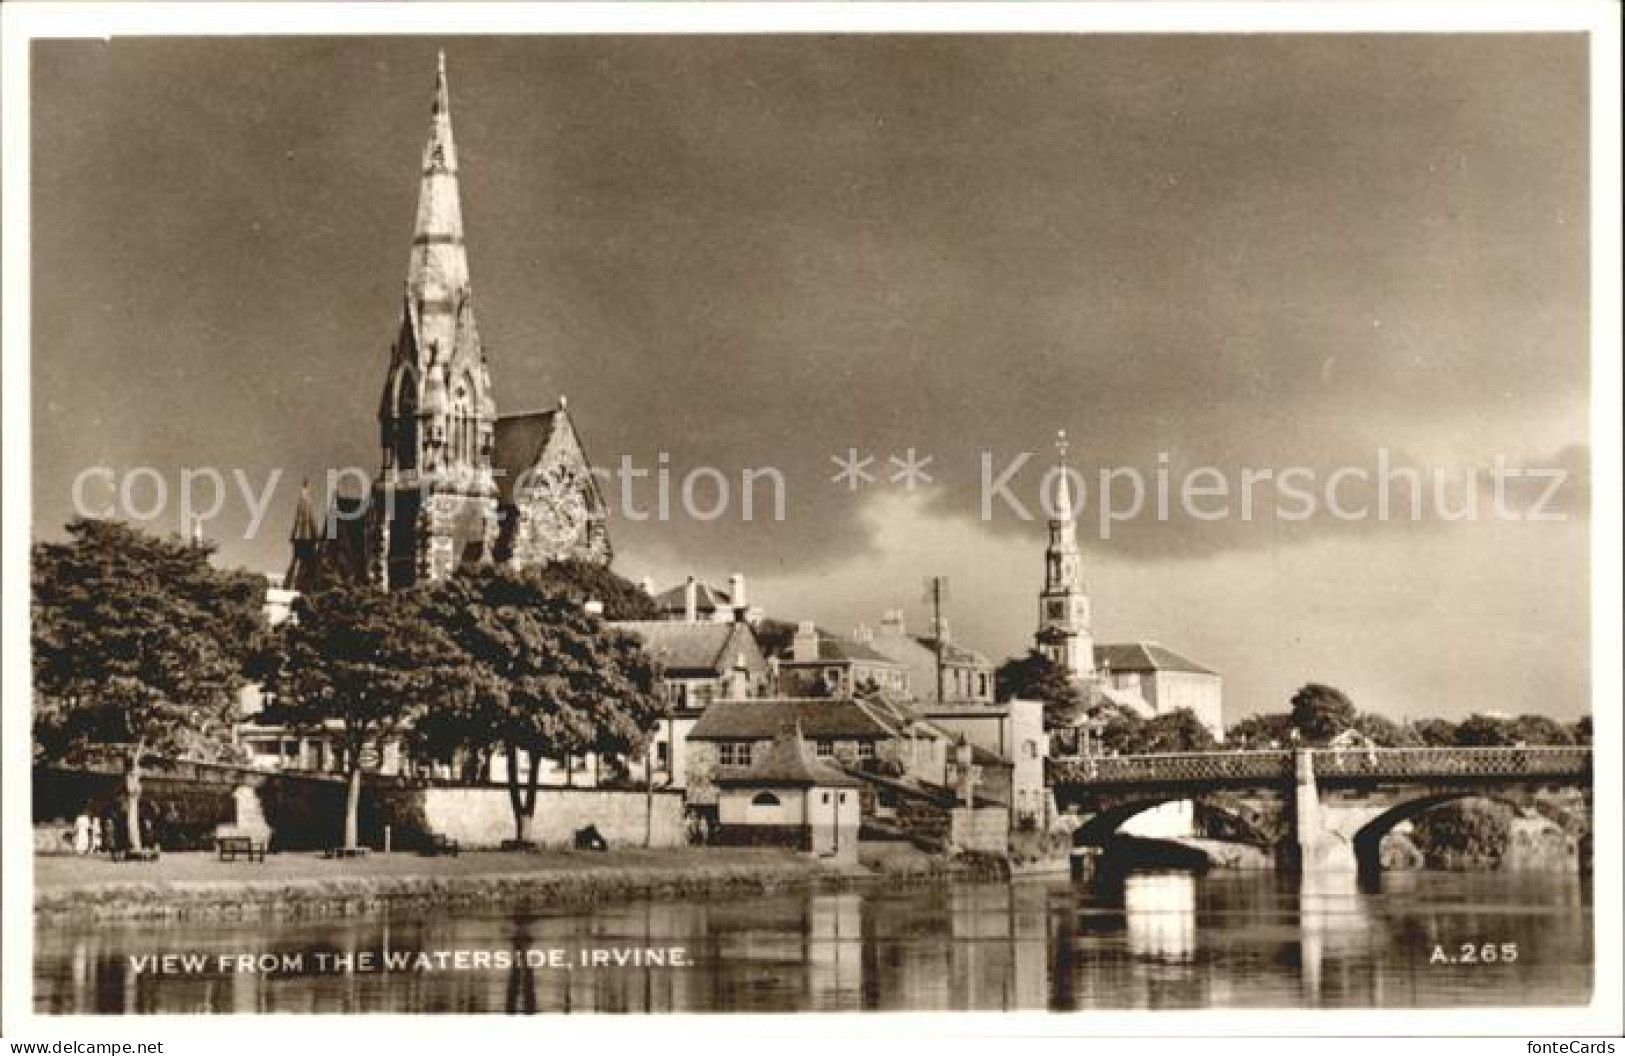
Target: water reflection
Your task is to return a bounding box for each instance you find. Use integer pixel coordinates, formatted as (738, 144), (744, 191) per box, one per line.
(36, 870), (1590, 1014)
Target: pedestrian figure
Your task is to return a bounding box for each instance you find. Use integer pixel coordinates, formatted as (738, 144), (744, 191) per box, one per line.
(73, 808), (94, 855)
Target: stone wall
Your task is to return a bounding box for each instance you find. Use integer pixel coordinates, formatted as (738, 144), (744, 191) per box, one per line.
(950, 805), (1009, 855)
(382, 786), (686, 849)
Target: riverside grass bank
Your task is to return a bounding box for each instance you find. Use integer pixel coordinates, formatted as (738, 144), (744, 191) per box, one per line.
(34, 845), (1017, 924)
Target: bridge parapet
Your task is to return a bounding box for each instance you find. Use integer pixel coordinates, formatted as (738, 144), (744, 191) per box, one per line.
(1050, 750), (1292, 787)
(1051, 746), (1592, 788)
(1309, 745), (1591, 780)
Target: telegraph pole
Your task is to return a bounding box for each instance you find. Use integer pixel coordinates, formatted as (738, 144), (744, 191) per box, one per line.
(923, 576), (949, 702)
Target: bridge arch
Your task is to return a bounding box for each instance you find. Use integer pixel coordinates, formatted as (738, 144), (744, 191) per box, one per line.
(1072, 795), (1278, 849)
(1348, 790), (1557, 875)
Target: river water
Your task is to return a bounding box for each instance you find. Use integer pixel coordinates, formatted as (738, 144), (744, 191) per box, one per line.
(36, 869), (1591, 1014)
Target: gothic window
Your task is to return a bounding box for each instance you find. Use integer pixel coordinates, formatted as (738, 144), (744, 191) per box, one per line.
(395, 377), (419, 471)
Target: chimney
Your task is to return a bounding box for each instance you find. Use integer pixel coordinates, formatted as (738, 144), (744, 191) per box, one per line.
(932, 614), (951, 644)
(583, 599), (604, 616)
(879, 608), (906, 637)
(852, 623), (874, 645)
(638, 576), (654, 596)
(793, 621), (820, 663)
(684, 576), (698, 623)
(729, 572), (746, 611)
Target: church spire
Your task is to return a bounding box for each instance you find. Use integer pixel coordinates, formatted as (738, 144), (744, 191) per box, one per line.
(407, 49), (469, 308)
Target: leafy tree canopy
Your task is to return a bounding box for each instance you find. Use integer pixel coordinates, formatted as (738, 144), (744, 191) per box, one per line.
(995, 650), (1085, 726)
(415, 567), (665, 839)
(1226, 711), (1295, 749)
(529, 560), (659, 621)
(32, 518), (265, 766)
(1288, 683), (1358, 745)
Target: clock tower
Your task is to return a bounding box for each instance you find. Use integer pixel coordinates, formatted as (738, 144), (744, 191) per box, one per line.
(1034, 431), (1095, 678)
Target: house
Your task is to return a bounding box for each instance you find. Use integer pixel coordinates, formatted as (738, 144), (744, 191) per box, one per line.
(923, 697), (1048, 827)
(773, 622), (912, 698)
(1095, 642), (1225, 741)
(711, 722), (862, 864)
(646, 574), (763, 625)
(868, 610), (995, 704)
(685, 697), (896, 809)
(613, 619), (770, 789)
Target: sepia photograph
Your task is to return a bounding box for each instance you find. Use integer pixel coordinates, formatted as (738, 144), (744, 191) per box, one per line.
(2, 2), (1620, 1043)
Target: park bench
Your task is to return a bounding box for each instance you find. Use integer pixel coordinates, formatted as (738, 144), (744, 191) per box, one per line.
(216, 836), (266, 863)
(422, 832), (460, 858)
(324, 846), (368, 859)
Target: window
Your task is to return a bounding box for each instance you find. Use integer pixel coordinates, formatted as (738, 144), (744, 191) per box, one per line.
(815, 740), (834, 758)
(1024, 740), (1039, 759)
(821, 792), (831, 804)
(719, 742), (749, 766)
(856, 742), (876, 760)
(655, 742), (670, 768)
(750, 792), (781, 807)
(838, 792), (847, 805)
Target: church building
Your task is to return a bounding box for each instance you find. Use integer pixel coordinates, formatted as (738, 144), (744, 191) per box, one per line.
(291, 53), (611, 594)
(1033, 432), (1225, 741)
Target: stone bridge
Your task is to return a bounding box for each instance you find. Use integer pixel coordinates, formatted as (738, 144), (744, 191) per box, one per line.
(1050, 746), (1592, 873)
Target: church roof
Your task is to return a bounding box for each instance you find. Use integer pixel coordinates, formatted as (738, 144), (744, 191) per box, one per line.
(610, 621), (763, 678)
(713, 723), (862, 788)
(690, 698), (894, 742)
(1095, 642), (1219, 676)
(489, 409), (561, 503)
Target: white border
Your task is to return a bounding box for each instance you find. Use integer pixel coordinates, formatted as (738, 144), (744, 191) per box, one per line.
(3, 1), (1620, 1042)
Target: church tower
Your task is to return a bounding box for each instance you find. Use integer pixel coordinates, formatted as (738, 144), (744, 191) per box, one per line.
(372, 53), (500, 588)
(1034, 430), (1095, 678)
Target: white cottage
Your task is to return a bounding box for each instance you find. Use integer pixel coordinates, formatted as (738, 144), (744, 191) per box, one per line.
(712, 723), (862, 864)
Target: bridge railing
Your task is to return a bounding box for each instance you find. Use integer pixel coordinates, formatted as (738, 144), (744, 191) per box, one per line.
(1308, 745), (1592, 780)
(1050, 746), (1592, 787)
(1050, 750), (1293, 786)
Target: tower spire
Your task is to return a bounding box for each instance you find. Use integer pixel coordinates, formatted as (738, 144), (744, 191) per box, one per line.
(408, 50), (468, 310)
(1035, 428), (1094, 678)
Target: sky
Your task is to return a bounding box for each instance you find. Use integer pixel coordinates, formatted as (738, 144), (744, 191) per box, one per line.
(30, 34), (1591, 722)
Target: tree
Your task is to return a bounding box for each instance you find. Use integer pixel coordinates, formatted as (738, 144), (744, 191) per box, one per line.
(1508, 714), (1575, 746)
(32, 519), (265, 851)
(1353, 712), (1422, 747)
(531, 560), (659, 621)
(1226, 712), (1294, 749)
(1411, 717), (1459, 747)
(1409, 799), (1513, 869)
(1571, 716), (1592, 746)
(1101, 707), (1216, 755)
(262, 581), (469, 850)
(1288, 683), (1357, 745)
(1453, 713), (1520, 746)
(996, 650), (1085, 727)
(418, 568), (665, 844)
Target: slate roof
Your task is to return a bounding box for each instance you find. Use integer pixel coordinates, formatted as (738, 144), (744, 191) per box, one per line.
(912, 636), (989, 667)
(489, 410), (561, 504)
(1095, 642), (1219, 677)
(714, 724), (861, 788)
(611, 621), (761, 678)
(650, 580), (733, 616)
(775, 630), (901, 666)
(689, 698), (894, 741)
